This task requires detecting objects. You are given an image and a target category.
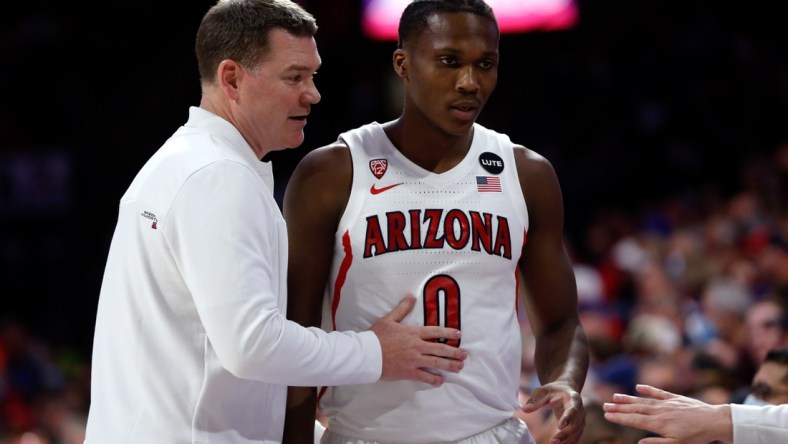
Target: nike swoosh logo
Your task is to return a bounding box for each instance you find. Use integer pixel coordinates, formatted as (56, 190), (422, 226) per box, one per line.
(370, 183), (403, 195)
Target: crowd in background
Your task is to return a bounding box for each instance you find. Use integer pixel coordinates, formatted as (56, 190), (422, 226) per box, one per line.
(1, 0), (786, 443)
(518, 141), (788, 443)
(0, 144), (788, 444)
(3, 141), (787, 443)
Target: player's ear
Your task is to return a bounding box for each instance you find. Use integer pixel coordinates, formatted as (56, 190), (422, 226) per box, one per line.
(393, 49), (408, 78)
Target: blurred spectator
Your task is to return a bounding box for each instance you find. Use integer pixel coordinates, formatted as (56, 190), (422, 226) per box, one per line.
(585, 353), (638, 403)
(696, 277), (756, 387)
(742, 348), (788, 406)
(623, 313), (682, 358)
(0, 320), (87, 443)
(637, 357), (682, 396)
(579, 401), (639, 444)
(745, 296), (788, 365)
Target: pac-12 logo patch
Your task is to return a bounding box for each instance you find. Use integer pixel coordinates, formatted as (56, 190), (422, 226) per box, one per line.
(370, 159), (388, 179)
(479, 152), (504, 174)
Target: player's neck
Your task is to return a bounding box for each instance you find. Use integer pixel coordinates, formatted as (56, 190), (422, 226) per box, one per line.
(383, 118), (473, 173)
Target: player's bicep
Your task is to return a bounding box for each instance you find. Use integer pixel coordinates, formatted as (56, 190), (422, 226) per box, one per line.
(515, 148), (578, 333)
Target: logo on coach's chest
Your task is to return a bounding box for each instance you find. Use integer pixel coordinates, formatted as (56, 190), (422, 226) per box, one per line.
(141, 210), (158, 229)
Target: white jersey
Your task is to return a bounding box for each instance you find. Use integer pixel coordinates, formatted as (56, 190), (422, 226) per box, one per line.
(320, 122), (529, 442)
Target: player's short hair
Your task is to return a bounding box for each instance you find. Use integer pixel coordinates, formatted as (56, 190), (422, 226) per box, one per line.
(397, 0), (498, 49)
(195, 0), (317, 84)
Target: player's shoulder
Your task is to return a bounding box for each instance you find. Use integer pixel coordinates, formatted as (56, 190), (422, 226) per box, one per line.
(511, 144), (559, 193)
(475, 125), (544, 162)
(473, 123), (555, 177)
(512, 144), (552, 168)
(296, 141), (351, 174)
(297, 120), (386, 174)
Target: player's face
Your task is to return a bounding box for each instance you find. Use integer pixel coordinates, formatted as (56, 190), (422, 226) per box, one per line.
(237, 29), (321, 155)
(399, 12), (499, 136)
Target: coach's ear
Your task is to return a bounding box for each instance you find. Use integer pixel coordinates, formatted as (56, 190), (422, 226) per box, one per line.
(393, 49), (408, 79)
(217, 59), (243, 102)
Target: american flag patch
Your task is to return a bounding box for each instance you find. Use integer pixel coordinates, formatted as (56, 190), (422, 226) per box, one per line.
(476, 176), (501, 192)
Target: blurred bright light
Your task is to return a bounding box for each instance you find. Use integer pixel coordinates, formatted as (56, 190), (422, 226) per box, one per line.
(362, 0), (579, 40)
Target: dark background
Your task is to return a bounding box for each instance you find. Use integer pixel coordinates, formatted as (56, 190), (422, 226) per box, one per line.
(1, 0), (786, 363)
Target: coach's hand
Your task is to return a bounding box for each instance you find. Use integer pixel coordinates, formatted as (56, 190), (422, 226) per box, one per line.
(370, 294), (467, 385)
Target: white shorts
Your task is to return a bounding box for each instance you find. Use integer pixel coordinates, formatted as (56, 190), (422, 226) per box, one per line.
(319, 417), (535, 444)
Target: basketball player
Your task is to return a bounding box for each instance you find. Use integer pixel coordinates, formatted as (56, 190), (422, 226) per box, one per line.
(283, 0), (589, 443)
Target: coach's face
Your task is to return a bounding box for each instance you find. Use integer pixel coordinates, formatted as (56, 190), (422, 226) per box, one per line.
(234, 28), (322, 158)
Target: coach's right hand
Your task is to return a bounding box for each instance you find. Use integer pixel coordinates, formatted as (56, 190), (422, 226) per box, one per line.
(370, 294), (468, 385)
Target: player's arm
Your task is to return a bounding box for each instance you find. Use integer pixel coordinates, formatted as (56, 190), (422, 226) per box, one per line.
(283, 143), (353, 444)
(514, 146), (589, 444)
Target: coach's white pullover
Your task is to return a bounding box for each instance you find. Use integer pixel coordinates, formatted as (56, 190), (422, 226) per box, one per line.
(84, 107), (381, 444)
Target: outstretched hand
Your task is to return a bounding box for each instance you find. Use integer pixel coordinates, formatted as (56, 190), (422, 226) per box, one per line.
(602, 384), (732, 444)
(521, 380), (585, 444)
(370, 294), (468, 385)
